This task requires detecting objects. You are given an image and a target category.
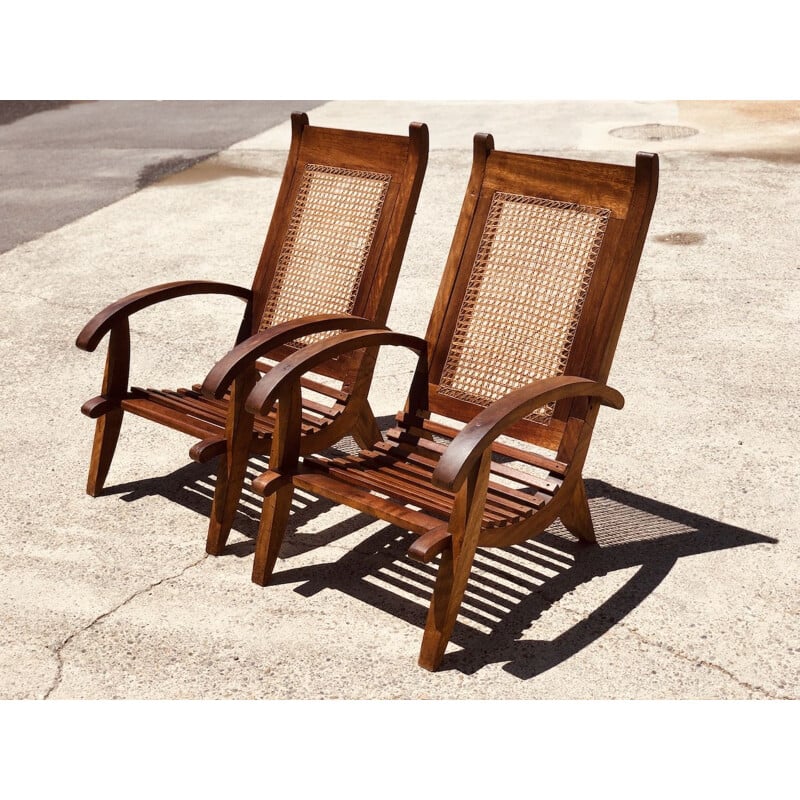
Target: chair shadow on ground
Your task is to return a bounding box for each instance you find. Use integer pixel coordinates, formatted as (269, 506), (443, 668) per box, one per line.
(104, 419), (777, 678)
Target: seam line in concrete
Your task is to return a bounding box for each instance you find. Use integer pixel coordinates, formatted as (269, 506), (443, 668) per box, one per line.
(555, 599), (794, 699)
(0, 289), (97, 314)
(637, 277), (800, 283)
(619, 621), (795, 699)
(43, 554), (208, 699)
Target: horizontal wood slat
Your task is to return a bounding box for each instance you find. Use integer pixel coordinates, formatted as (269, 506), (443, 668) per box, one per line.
(293, 468), (443, 534)
(391, 413), (568, 476)
(303, 421), (556, 531)
(125, 386), (334, 442)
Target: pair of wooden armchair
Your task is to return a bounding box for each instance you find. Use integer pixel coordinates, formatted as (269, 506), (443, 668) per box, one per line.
(77, 113), (658, 671)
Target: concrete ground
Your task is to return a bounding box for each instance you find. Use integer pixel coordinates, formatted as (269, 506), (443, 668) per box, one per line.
(1, 100), (798, 700)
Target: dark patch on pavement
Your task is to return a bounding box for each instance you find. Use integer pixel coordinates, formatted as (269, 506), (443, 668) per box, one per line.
(712, 149), (800, 164)
(136, 154), (215, 189)
(152, 158), (284, 185)
(610, 123), (699, 141)
(653, 231), (706, 245)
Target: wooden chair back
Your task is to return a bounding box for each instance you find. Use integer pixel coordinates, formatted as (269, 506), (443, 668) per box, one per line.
(250, 112), (428, 383)
(423, 134), (658, 452)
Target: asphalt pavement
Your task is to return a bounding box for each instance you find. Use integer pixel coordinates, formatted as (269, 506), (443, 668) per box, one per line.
(0, 100), (322, 253)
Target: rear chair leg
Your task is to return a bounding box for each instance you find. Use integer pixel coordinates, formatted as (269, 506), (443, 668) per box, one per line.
(206, 371), (257, 555)
(86, 409), (123, 496)
(559, 478), (596, 543)
(351, 406), (382, 450)
(205, 443), (250, 556)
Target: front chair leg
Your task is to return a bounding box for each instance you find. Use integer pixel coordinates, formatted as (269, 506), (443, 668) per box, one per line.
(85, 320), (130, 497)
(418, 450), (491, 671)
(86, 408), (124, 496)
(419, 546), (457, 670)
(250, 381), (302, 586)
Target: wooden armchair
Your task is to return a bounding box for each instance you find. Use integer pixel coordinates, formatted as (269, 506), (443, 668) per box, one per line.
(76, 113), (428, 555)
(243, 134), (658, 671)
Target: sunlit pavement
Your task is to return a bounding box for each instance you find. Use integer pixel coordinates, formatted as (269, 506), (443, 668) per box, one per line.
(1, 100), (797, 700)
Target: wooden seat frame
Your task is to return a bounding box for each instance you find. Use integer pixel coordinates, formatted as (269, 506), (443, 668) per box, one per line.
(242, 134), (658, 671)
(76, 113), (428, 555)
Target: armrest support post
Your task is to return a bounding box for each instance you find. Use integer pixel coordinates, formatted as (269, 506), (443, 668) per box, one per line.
(103, 319), (131, 399)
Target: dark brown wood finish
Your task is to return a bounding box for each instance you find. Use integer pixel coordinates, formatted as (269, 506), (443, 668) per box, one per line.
(244, 134), (658, 672)
(76, 113), (429, 555)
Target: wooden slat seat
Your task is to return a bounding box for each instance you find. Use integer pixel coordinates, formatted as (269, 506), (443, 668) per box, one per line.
(123, 381), (335, 448)
(303, 450), (550, 530)
(302, 412), (560, 530)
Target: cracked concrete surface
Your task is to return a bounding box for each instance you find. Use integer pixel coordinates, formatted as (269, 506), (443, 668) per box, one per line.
(1, 101), (798, 700)
(605, 617), (791, 700)
(44, 554), (208, 699)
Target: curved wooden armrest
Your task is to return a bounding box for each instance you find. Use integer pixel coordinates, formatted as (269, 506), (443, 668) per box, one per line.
(432, 376), (625, 491)
(75, 280), (252, 352)
(245, 328), (428, 415)
(200, 314), (375, 399)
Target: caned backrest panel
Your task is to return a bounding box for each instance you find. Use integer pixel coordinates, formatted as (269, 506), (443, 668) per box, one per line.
(426, 144), (656, 450)
(259, 164), (392, 338)
(250, 117), (425, 382)
(438, 192), (611, 426)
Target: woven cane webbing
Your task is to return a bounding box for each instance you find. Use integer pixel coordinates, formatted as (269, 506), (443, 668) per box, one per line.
(259, 164), (392, 346)
(439, 192), (611, 425)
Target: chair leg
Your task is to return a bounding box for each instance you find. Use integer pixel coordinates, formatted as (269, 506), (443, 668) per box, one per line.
(206, 370), (257, 556)
(559, 478), (596, 543)
(205, 444), (250, 556)
(418, 450), (491, 671)
(418, 540), (480, 671)
(418, 546), (457, 670)
(251, 484), (294, 586)
(252, 381), (301, 585)
(86, 409), (123, 497)
(351, 403), (382, 450)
